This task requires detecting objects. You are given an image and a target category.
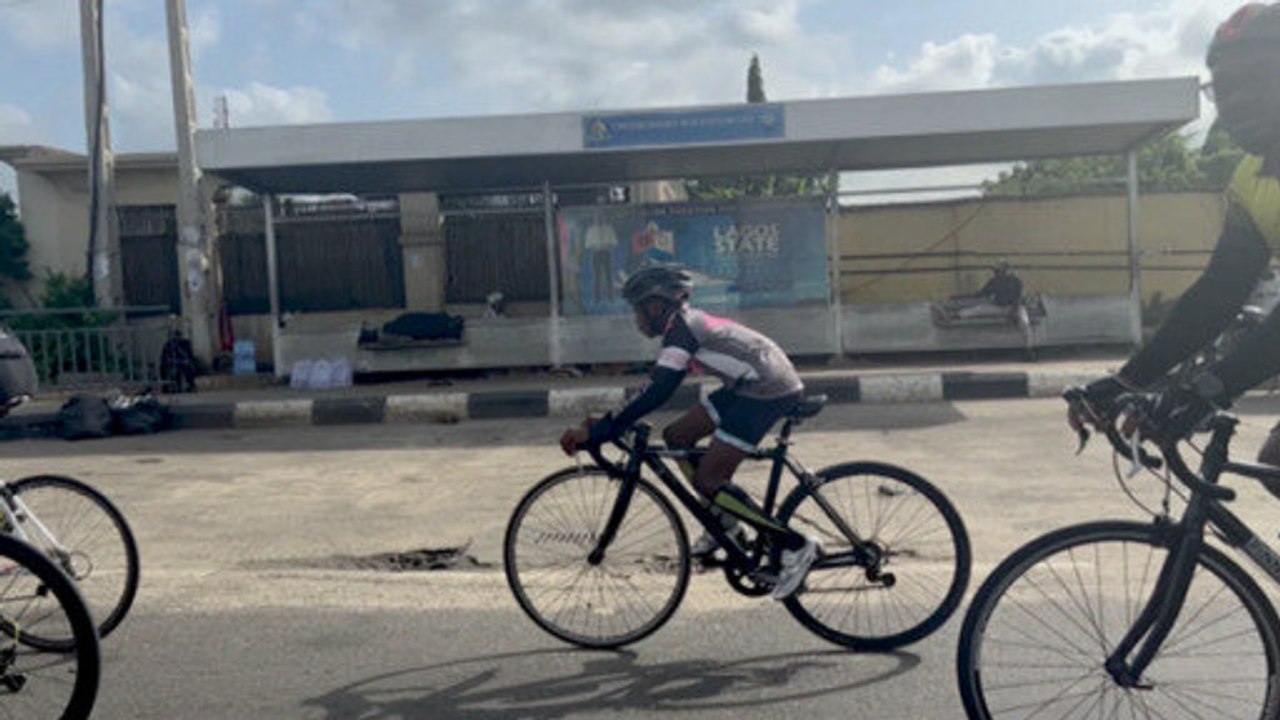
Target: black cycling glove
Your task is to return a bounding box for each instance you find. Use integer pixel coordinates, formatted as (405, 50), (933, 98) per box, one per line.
(1082, 375), (1140, 422)
(1149, 372), (1228, 444)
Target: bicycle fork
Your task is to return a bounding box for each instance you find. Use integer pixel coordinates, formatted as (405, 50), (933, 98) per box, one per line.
(1104, 520), (1206, 689)
(587, 476), (637, 566)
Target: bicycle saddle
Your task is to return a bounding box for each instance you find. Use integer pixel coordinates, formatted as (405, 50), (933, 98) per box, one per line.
(788, 395), (827, 419)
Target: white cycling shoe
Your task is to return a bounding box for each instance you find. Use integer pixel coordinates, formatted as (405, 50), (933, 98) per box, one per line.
(771, 536), (820, 600)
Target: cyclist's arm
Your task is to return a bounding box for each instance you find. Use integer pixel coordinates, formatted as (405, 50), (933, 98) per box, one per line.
(588, 366), (686, 443)
(1207, 301), (1280, 399)
(588, 318), (697, 444)
(1118, 208), (1271, 387)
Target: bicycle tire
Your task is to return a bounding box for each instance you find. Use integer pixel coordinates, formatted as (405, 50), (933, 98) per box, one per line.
(957, 520), (1280, 719)
(7, 474), (140, 649)
(0, 533), (100, 720)
(776, 461), (971, 651)
(504, 466), (690, 649)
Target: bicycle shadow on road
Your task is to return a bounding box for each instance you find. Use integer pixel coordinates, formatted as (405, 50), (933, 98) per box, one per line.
(303, 647), (920, 719)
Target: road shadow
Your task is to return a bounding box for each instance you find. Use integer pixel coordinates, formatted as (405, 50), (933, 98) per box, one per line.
(304, 647), (920, 719)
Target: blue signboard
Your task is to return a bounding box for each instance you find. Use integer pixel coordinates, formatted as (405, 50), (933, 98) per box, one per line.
(557, 198), (828, 316)
(583, 105), (785, 148)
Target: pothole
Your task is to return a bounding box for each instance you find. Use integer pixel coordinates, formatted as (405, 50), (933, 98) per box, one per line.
(248, 542), (491, 572)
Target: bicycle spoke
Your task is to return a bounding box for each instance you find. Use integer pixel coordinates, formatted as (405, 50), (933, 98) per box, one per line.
(960, 524), (1279, 720)
(506, 469), (688, 647)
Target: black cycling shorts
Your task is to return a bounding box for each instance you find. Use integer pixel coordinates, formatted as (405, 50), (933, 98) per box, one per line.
(701, 387), (802, 452)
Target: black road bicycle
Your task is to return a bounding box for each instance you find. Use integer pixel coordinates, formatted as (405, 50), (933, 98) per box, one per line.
(957, 388), (1280, 719)
(505, 395), (971, 650)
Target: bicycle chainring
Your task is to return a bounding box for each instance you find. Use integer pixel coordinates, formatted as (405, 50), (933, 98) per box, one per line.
(722, 562), (772, 597)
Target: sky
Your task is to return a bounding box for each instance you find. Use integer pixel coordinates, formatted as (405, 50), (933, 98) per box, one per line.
(0, 0), (1249, 202)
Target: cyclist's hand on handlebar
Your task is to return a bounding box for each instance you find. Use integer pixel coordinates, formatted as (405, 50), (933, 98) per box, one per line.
(1067, 376), (1130, 431)
(559, 426), (591, 455)
(1147, 382), (1218, 444)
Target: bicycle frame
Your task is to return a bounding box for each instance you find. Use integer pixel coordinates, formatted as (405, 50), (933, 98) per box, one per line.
(586, 419), (872, 579)
(1103, 414), (1280, 686)
(0, 483), (71, 567)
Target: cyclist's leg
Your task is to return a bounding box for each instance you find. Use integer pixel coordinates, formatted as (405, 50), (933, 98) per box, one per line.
(662, 402), (715, 478)
(695, 391), (807, 551)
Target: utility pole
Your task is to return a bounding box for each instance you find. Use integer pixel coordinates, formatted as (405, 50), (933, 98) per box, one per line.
(78, 0), (123, 308)
(166, 0), (216, 363)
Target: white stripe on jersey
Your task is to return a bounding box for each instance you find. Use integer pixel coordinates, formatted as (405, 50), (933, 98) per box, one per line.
(657, 346), (692, 371)
(694, 350), (760, 383)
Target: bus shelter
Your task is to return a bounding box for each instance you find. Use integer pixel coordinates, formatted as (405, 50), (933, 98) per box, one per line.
(195, 77), (1199, 374)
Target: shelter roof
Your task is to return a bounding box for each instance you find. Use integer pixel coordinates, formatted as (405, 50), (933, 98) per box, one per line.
(196, 77), (1199, 195)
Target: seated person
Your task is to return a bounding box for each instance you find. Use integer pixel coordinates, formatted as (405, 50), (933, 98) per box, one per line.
(948, 262), (1024, 318)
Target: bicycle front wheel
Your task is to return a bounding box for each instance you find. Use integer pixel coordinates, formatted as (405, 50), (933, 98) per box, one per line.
(777, 461), (971, 650)
(0, 533), (100, 720)
(504, 466), (691, 649)
(7, 474), (140, 649)
(957, 521), (1280, 719)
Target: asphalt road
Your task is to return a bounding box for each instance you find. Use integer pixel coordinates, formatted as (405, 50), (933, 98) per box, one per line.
(8, 394), (1280, 719)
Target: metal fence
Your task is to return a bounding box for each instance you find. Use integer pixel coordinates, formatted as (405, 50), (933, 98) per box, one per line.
(2, 308), (172, 391)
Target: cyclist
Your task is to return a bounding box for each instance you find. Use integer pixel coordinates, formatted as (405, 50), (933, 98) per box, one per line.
(558, 263), (819, 599)
(1070, 3), (1280, 451)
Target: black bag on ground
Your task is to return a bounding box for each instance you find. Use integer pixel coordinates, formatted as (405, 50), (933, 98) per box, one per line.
(111, 394), (171, 435)
(381, 312), (465, 341)
(57, 395), (113, 440)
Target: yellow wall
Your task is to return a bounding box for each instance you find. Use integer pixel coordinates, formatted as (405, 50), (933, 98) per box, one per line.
(838, 192), (1226, 314)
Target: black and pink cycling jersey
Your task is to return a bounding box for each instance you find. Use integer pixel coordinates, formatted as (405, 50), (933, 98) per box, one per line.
(655, 306), (803, 400)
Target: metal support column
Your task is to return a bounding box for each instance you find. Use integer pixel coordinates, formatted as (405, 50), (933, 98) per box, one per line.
(543, 181), (563, 368)
(1126, 150), (1143, 346)
(826, 171), (843, 357)
(263, 195), (283, 375)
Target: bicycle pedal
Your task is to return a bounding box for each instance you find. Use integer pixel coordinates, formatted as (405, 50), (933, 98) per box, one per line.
(694, 554), (726, 570)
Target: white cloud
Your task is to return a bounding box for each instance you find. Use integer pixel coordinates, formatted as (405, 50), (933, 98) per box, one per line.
(0, 1), (77, 50)
(0, 103), (37, 144)
(871, 0), (1243, 96)
(218, 82), (333, 127)
(873, 35), (1002, 93)
(292, 0), (852, 113)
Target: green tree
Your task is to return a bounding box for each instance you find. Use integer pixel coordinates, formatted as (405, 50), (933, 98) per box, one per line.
(684, 54), (836, 201)
(747, 54), (765, 104)
(0, 193), (32, 289)
(982, 131), (1244, 197)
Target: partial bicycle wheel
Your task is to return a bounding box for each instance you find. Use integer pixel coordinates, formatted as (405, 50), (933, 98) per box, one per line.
(0, 533), (100, 720)
(776, 461), (970, 650)
(957, 521), (1280, 719)
(504, 466), (690, 649)
(6, 474), (140, 649)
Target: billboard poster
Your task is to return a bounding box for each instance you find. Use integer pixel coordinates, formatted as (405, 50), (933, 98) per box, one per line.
(557, 197), (828, 316)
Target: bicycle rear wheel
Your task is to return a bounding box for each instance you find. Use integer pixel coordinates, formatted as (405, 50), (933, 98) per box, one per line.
(957, 521), (1280, 719)
(0, 533), (100, 720)
(504, 466), (690, 649)
(7, 474), (140, 650)
(777, 461), (970, 650)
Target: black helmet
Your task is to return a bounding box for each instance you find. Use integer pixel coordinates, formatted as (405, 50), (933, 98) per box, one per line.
(1207, 3), (1280, 68)
(622, 263), (692, 305)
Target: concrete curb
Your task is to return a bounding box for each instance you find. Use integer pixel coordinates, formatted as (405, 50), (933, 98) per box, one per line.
(0, 368), (1110, 440)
